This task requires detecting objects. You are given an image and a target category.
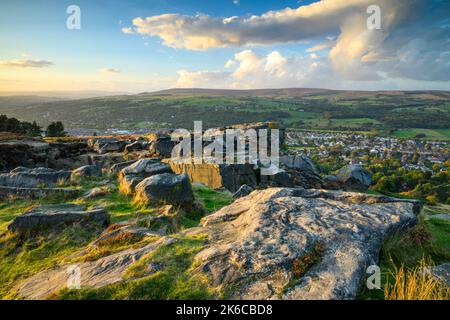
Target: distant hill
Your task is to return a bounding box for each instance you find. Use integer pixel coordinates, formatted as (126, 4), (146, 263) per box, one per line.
(145, 88), (338, 97)
(0, 90), (130, 100)
(0, 88), (449, 132)
(146, 88), (450, 100)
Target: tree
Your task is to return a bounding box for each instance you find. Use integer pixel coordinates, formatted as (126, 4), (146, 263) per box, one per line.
(46, 121), (66, 137)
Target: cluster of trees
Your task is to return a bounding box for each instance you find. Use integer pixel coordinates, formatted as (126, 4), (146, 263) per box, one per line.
(45, 121), (66, 137)
(311, 150), (449, 204)
(370, 159), (449, 204)
(0, 115), (41, 136)
(0, 115), (66, 137)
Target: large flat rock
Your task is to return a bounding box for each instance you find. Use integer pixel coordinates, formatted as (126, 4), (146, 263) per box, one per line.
(16, 237), (175, 300)
(0, 167), (71, 188)
(0, 186), (78, 200)
(196, 188), (421, 300)
(8, 204), (110, 235)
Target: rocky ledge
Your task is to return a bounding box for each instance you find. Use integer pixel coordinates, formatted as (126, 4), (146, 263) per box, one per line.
(195, 188), (421, 300)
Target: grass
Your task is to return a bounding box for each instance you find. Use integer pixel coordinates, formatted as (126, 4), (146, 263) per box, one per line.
(193, 185), (233, 214)
(0, 175), (234, 299)
(54, 235), (214, 300)
(0, 225), (101, 299)
(392, 128), (450, 141)
(359, 206), (450, 300)
(384, 259), (449, 300)
(0, 200), (35, 233)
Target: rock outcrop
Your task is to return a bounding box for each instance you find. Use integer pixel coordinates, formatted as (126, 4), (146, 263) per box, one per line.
(232, 184), (254, 199)
(109, 160), (137, 176)
(426, 263), (450, 287)
(195, 188), (421, 299)
(0, 167), (71, 188)
(166, 154), (323, 192)
(165, 161), (258, 193)
(12, 187), (422, 300)
(16, 237), (176, 300)
(336, 164), (372, 190)
(280, 155), (323, 188)
(118, 158), (173, 195)
(70, 165), (102, 181)
(88, 138), (128, 155)
(134, 173), (194, 208)
(7, 204), (110, 235)
(0, 186), (78, 200)
(148, 136), (176, 158)
(323, 175), (341, 190)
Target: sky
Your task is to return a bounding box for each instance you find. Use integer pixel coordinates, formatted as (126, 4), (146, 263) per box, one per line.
(0, 0), (449, 93)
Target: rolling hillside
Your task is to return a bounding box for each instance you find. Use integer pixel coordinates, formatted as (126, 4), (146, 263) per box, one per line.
(0, 88), (449, 133)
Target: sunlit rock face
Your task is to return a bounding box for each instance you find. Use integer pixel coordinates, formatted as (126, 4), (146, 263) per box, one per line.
(195, 188), (421, 300)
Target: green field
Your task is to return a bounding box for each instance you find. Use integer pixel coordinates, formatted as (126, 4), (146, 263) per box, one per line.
(0, 88), (449, 132)
(393, 129), (450, 141)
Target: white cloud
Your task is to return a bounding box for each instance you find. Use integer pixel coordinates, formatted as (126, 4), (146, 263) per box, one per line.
(0, 59), (53, 68)
(121, 27), (135, 34)
(176, 49), (334, 89)
(125, 0), (450, 83)
(176, 69), (230, 88)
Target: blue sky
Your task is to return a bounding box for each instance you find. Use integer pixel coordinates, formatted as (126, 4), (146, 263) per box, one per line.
(0, 0), (449, 92)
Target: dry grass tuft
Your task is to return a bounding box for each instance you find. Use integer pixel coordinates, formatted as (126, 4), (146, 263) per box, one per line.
(384, 259), (450, 300)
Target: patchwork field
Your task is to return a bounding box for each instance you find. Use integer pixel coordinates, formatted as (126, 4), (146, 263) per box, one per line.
(0, 89), (449, 133)
(393, 129), (450, 141)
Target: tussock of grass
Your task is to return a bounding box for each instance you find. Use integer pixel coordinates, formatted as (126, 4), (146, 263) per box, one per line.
(384, 259), (450, 300)
(382, 214), (450, 268)
(359, 207), (450, 300)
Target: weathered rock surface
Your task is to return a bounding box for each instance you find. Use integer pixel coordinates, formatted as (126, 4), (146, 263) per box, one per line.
(195, 188), (421, 300)
(8, 204), (110, 235)
(70, 165), (102, 181)
(109, 160), (137, 175)
(91, 224), (158, 247)
(148, 136), (176, 158)
(0, 167), (71, 188)
(233, 184), (254, 199)
(0, 186), (78, 200)
(82, 187), (109, 199)
(165, 161), (258, 193)
(166, 155), (323, 192)
(0, 140), (92, 172)
(124, 141), (149, 154)
(323, 175), (341, 190)
(16, 237), (175, 300)
(280, 155), (323, 188)
(134, 173), (194, 208)
(88, 138), (128, 155)
(118, 158), (173, 195)
(336, 164), (372, 190)
(426, 262), (450, 287)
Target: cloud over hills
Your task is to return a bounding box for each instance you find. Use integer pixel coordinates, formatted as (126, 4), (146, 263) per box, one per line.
(124, 0), (450, 88)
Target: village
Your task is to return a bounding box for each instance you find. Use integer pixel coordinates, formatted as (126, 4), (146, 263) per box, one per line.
(285, 130), (449, 172)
